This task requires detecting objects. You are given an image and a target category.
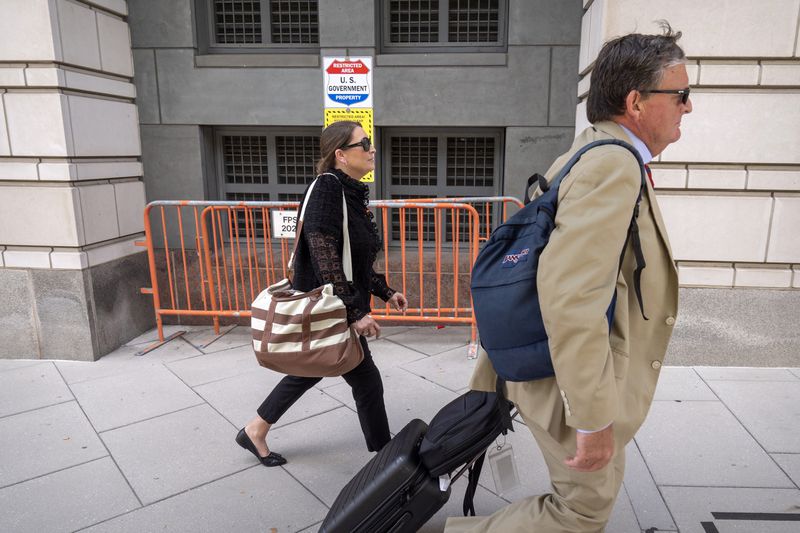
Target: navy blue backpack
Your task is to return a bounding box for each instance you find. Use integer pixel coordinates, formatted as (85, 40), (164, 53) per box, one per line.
(471, 139), (648, 382)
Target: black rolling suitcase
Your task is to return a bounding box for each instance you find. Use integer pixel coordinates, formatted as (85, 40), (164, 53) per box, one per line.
(319, 419), (450, 533)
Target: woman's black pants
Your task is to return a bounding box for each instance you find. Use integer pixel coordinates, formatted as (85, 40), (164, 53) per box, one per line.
(256, 336), (391, 452)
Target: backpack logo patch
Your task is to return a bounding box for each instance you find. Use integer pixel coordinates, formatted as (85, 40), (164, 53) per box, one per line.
(502, 248), (530, 267)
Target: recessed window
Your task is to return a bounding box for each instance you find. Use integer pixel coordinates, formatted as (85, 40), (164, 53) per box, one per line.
(382, 129), (502, 241)
(215, 129), (320, 238)
(382, 0), (507, 53)
(200, 0), (319, 53)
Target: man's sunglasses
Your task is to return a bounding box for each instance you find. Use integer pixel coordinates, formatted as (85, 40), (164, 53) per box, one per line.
(340, 137), (372, 151)
(640, 87), (691, 105)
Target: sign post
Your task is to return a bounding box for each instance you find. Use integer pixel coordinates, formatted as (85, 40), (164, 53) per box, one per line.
(323, 56), (374, 182)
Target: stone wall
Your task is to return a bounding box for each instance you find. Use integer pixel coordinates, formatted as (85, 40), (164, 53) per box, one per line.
(0, 0), (153, 360)
(578, 0), (800, 289)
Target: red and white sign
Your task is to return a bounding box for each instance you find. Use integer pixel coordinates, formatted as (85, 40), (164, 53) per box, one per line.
(323, 57), (372, 108)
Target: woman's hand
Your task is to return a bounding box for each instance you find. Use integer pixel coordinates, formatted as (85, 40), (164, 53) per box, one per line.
(354, 315), (381, 338)
(388, 292), (408, 312)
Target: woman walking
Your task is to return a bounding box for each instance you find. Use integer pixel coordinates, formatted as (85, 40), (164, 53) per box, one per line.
(236, 121), (407, 466)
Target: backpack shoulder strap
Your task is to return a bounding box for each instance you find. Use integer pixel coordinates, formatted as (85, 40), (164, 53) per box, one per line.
(550, 138), (649, 320)
(549, 138), (647, 192)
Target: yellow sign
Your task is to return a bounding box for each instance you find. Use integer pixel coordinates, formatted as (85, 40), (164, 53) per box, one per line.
(324, 107), (375, 183)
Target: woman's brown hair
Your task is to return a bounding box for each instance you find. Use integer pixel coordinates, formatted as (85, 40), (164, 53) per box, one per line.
(315, 120), (362, 174)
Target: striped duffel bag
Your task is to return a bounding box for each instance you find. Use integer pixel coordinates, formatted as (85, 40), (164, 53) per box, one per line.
(250, 278), (364, 377)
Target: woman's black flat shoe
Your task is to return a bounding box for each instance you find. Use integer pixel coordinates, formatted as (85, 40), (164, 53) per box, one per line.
(236, 428), (287, 467)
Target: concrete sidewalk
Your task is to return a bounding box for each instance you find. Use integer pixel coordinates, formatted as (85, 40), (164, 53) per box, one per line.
(1, 325), (798, 533)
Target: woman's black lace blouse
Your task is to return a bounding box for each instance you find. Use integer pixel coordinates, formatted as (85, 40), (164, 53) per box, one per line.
(290, 168), (395, 323)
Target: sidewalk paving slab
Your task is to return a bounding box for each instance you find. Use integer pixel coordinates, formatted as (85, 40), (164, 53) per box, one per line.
(268, 406), (375, 507)
(80, 466), (328, 533)
(660, 486), (800, 533)
(624, 440), (678, 531)
(0, 457), (139, 533)
(54, 338), (203, 386)
(71, 364), (204, 432)
(368, 337), (430, 368)
(696, 366), (800, 382)
(385, 326), (472, 356)
(652, 366), (717, 401)
(402, 344), (480, 392)
(180, 326), (253, 355)
(0, 362), (74, 417)
(99, 404), (247, 505)
(605, 486), (642, 533)
(0, 359), (46, 372)
(324, 364), (459, 434)
(706, 379), (800, 453)
(125, 325), (209, 346)
(0, 401), (107, 488)
(636, 400), (794, 488)
(165, 343), (260, 387)
(1, 325), (798, 532)
(195, 367), (344, 429)
(55, 355), (161, 386)
(771, 454), (800, 487)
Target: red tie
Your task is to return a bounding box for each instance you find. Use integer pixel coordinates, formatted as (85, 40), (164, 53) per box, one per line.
(644, 164), (654, 188)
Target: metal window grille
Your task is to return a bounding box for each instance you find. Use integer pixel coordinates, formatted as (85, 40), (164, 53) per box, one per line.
(214, 0), (263, 44)
(446, 136), (495, 187)
(391, 194), (437, 242)
(270, 0), (319, 44)
(276, 136), (319, 185)
(223, 136), (270, 185)
(383, 129), (501, 244)
(391, 136), (438, 187)
(389, 0), (439, 43)
(382, 0), (505, 51)
(216, 129), (320, 239)
(278, 192), (304, 202)
(448, 0), (499, 43)
(444, 135), (494, 240)
(226, 192), (270, 201)
(205, 0), (319, 49)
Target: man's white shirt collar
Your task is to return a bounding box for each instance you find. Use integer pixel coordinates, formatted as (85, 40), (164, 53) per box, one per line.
(618, 124), (653, 165)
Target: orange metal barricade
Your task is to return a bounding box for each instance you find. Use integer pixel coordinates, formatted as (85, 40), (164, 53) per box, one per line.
(139, 197), (519, 351)
(400, 196), (523, 243)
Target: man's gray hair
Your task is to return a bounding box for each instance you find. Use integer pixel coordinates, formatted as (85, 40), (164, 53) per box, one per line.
(587, 21), (686, 123)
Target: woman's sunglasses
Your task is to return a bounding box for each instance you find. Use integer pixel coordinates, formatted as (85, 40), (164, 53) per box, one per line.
(340, 137), (372, 151)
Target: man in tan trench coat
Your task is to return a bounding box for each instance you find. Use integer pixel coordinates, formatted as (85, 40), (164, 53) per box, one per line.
(445, 25), (691, 533)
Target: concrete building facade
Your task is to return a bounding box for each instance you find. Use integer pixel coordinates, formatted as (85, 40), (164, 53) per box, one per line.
(1, 0), (798, 361)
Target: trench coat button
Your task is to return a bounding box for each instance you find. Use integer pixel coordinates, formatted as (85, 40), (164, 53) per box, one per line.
(651, 360), (662, 370)
(665, 316), (676, 326)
